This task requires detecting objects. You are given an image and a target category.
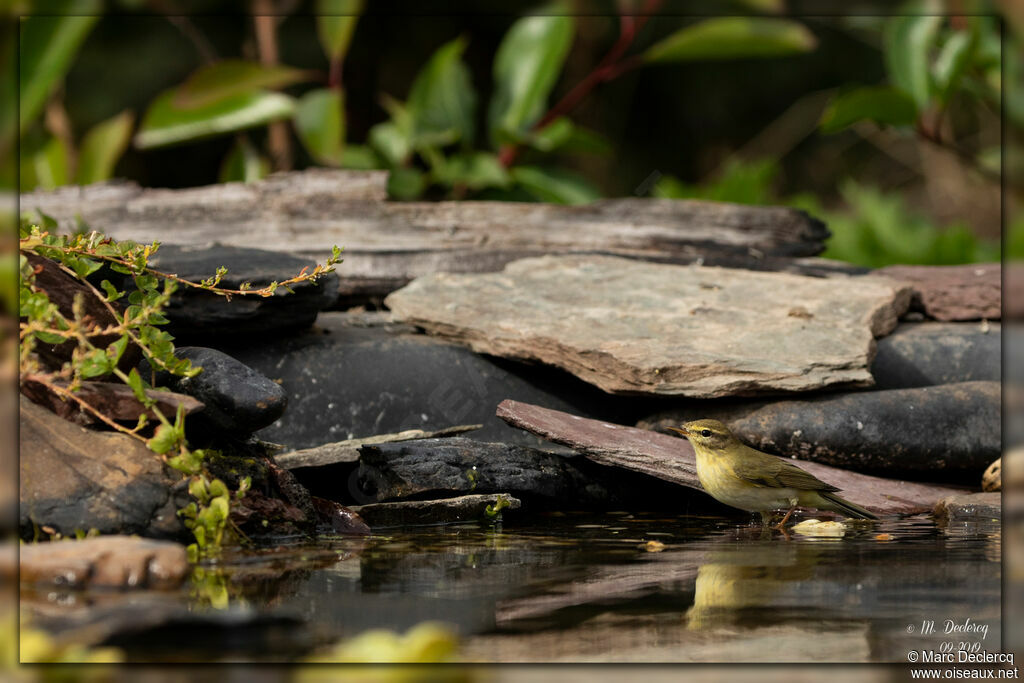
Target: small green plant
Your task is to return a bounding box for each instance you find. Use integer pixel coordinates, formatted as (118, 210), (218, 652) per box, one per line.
(484, 495), (511, 520)
(19, 218), (342, 558)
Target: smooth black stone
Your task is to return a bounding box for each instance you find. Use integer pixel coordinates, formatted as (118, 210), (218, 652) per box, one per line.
(642, 381), (1000, 480)
(146, 347), (287, 436)
(142, 244), (338, 341)
(357, 437), (614, 506)
(871, 322), (999, 389)
(220, 312), (648, 451)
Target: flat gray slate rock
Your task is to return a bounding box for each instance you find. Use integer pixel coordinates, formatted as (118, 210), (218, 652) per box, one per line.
(496, 400), (966, 515)
(386, 255), (912, 397)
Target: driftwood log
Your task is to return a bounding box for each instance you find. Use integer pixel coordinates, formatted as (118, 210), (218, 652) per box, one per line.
(496, 400), (967, 515)
(21, 170), (844, 304)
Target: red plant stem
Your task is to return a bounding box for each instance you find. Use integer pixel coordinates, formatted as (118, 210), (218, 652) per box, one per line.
(499, 0), (663, 168)
(329, 57), (344, 89)
(253, 5), (293, 171)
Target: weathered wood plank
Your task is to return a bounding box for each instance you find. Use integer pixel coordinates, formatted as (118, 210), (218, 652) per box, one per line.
(496, 399), (968, 515)
(21, 170), (835, 301)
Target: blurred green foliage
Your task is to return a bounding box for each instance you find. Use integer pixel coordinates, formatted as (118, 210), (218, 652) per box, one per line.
(656, 157), (1005, 267)
(15, 5), (817, 204)
(13, 5), (1010, 267)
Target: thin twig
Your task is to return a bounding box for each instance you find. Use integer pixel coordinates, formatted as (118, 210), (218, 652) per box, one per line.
(44, 90), (77, 176)
(164, 14), (218, 64)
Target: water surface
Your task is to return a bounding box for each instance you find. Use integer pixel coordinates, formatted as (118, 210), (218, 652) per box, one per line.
(25, 512), (1001, 663)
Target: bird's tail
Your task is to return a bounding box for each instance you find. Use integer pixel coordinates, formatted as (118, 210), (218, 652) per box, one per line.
(819, 492), (878, 520)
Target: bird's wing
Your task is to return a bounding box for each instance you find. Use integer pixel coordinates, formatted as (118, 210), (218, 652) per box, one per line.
(732, 446), (840, 492)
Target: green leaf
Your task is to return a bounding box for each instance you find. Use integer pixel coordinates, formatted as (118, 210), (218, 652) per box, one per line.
(819, 86), (918, 134)
(316, 0), (363, 63)
(520, 117), (573, 152)
(126, 367), (148, 403)
(19, 5), (99, 136)
(80, 348), (112, 378)
(174, 60), (313, 109)
(653, 159), (780, 205)
(933, 30), (975, 104)
(433, 152), (510, 190)
(107, 334), (129, 365)
(75, 110), (134, 185)
(219, 137), (269, 183)
(387, 167), (426, 200)
(20, 136), (69, 191)
(69, 255), (102, 280)
(135, 89), (296, 149)
(339, 144), (381, 169)
(148, 423), (180, 455)
(369, 120), (410, 166)
(407, 36), (477, 148)
(511, 166), (600, 205)
(643, 17), (816, 63)
(559, 125), (613, 156)
(207, 479), (228, 499)
(294, 87), (345, 165)
(884, 15), (942, 109)
(488, 8), (574, 146)
(34, 331), (66, 345)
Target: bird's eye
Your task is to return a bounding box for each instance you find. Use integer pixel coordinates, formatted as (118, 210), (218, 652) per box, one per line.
(700, 429), (712, 438)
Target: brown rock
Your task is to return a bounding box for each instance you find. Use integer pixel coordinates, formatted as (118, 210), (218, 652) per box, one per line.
(386, 255), (912, 398)
(497, 400), (967, 515)
(20, 536), (188, 589)
(19, 400), (187, 539)
(872, 264), (1000, 321)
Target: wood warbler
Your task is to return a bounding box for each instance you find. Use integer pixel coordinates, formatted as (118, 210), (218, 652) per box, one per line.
(668, 419), (877, 527)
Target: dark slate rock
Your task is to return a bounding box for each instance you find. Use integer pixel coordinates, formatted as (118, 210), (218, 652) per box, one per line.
(871, 322), (999, 389)
(641, 381), (999, 480)
(141, 244), (338, 341)
(357, 438), (615, 506)
(19, 401), (187, 540)
(220, 312), (647, 451)
(145, 347), (287, 437)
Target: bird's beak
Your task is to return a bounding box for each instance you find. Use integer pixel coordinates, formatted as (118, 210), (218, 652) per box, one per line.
(667, 426), (690, 438)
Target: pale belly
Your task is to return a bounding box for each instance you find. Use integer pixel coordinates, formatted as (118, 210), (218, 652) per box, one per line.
(696, 453), (800, 512)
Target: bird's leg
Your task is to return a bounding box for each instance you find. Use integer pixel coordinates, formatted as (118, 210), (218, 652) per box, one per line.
(772, 506), (797, 530)
(758, 511), (772, 527)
